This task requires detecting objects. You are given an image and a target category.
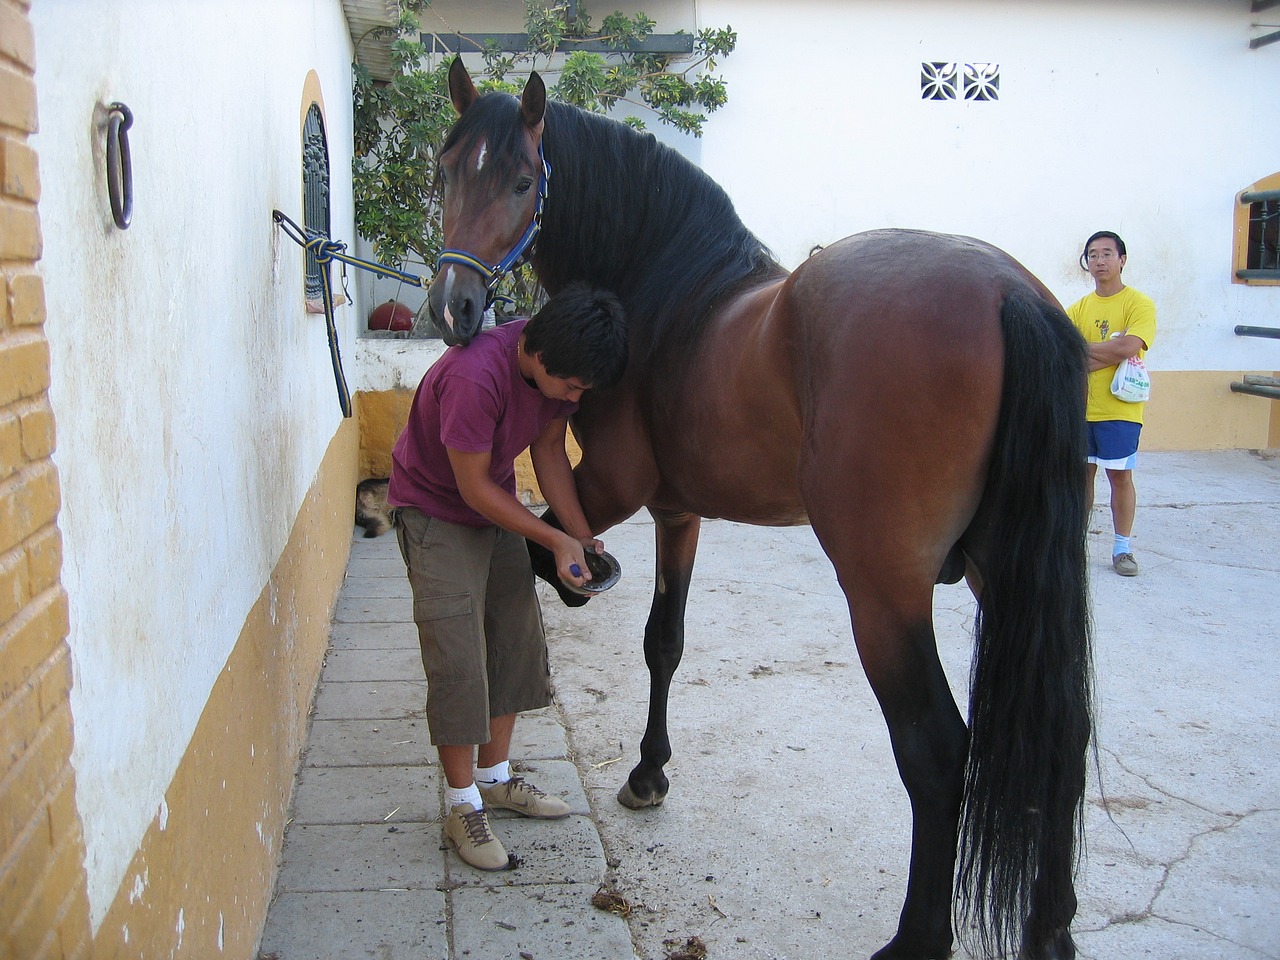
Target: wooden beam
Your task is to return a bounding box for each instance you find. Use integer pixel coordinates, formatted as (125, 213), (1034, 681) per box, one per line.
(1250, 29), (1280, 49)
(1230, 382), (1280, 400)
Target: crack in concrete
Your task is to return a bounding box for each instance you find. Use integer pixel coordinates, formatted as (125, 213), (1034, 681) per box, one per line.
(1146, 500), (1280, 509)
(1098, 742), (1232, 821)
(1087, 743), (1279, 957)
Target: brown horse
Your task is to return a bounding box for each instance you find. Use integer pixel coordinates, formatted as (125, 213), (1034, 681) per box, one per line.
(426, 58), (1093, 960)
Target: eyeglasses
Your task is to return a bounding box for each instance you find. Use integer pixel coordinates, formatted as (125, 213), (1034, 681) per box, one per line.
(1086, 250), (1119, 262)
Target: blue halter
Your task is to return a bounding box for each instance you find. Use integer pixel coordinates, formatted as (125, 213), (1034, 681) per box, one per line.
(436, 142), (550, 307)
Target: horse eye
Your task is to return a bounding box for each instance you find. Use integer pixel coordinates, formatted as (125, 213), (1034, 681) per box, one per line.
(515, 177), (533, 196)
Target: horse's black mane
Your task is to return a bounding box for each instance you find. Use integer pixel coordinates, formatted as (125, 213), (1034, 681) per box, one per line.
(540, 101), (785, 360)
(447, 91), (785, 363)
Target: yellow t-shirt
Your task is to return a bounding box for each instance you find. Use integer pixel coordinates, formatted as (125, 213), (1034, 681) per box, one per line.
(1066, 286), (1157, 424)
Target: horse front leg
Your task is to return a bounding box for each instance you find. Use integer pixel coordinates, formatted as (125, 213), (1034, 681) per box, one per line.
(527, 445), (655, 608)
(527, 508), (592, 607)
(617, 507), (701, 809)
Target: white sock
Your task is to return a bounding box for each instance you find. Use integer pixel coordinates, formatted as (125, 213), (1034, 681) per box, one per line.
(446, 783), (483, 811)
(474, 760), (511, 787)
(1113, 534), (1132, 557)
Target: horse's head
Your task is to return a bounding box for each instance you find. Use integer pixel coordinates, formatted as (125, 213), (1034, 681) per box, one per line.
(426, 58), (547, 346)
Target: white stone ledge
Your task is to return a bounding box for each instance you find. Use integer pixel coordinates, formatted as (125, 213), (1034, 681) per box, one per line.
(353, 334), (448, 393)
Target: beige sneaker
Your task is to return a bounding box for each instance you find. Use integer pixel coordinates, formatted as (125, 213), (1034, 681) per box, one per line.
(1113, 553), (1139, 577)
(479, 775), (570, 819)
(445, 803), (510, 870)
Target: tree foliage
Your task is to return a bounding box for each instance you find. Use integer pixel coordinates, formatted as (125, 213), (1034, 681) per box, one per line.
(352, 1), (736, 319)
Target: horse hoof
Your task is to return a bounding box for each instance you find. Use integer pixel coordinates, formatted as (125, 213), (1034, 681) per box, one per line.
(617, 780), (666, 809)
(554, 585), (592, 608)
(1020, 929), (1076, 960)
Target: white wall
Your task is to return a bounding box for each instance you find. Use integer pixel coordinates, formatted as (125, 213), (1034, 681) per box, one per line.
(31, 0), (360, 930)
(695, 0), (1280, 372)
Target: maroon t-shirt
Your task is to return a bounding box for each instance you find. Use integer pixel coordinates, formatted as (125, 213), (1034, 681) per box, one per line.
(387, 319), (578, 527)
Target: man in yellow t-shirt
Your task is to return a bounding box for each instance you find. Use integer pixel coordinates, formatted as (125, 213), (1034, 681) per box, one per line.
(1066, 230), (1157, 578)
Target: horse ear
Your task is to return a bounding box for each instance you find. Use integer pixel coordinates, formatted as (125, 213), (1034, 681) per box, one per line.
(448, 57), (479, 115)
(521, 71), (546, 136)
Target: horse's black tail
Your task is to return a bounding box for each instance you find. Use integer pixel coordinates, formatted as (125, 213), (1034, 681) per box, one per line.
(956, 290), (1094, 957)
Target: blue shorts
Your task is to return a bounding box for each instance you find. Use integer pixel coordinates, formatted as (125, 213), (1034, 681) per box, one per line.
(1086, 420), (1141, 470)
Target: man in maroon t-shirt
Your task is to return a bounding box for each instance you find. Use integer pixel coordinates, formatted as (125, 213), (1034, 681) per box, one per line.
(388, 284), (627, 870)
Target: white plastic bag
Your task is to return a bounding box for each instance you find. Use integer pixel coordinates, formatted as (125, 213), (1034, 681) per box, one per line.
(1110, 356), (1151, 403)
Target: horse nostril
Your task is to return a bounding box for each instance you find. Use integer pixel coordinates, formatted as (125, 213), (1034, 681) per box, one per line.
(451, 297), (482, 336)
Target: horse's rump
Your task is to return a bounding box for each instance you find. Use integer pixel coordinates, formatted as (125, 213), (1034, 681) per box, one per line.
(633, 228), (1062, 543)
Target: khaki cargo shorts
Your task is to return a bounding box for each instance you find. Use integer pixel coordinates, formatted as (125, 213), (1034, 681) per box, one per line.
(392, 506), (552, 745)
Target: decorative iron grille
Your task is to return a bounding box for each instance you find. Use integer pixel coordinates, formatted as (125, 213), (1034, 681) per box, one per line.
(921, 62), (1000, 101)
(303, 103), (331, 301)
(1244, 195), (1280, 276)
(963, 63), (1000, 101)
(921, 62), (958, 100)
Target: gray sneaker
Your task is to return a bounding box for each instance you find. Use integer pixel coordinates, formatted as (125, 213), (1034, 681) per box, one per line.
(1113, 553), (1139, 577)
(479, 775), (570, 819)
(445, 803), (510, 870)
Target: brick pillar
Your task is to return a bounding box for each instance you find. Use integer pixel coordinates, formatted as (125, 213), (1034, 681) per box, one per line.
(0, 1), (94, 957)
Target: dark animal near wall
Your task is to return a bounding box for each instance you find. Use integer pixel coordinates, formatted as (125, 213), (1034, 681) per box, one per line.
(355, 477), (391, 538)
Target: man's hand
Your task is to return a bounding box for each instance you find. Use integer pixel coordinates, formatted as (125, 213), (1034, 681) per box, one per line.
(555, 535), (604, 588)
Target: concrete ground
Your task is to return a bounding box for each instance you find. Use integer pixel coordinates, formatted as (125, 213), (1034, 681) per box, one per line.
(258, 449), (1280, 960)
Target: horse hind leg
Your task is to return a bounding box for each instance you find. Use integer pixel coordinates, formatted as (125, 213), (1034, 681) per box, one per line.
(854, 598), (968, 960)
(806, 506), (966, 960)
(617, 507), (701, 809)
(1018, 710), (1087, 960)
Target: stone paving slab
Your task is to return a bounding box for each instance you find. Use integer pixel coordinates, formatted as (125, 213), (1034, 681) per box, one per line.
(313, 679), (425, 721)
(305, 718), (435, 768)
(335, 595), (414, 623)
(321, 646), (424, 682)
(274, 821), (447, 893)
(337, 575), (417, 599)
(452, 885), (633, 959)
(257, 890), (449, 960)
(329, 620), (419, 650)
(290, 765), (441, 825)
(508, 712), (571, 760)
(345, 555), (413, 579)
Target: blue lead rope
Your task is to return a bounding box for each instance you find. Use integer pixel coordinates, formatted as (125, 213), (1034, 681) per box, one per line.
(273, 209), (429, 287)
(272, 209), (430, 418)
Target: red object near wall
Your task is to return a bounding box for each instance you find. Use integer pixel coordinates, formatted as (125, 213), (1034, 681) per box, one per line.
(369, 299), (413, 331)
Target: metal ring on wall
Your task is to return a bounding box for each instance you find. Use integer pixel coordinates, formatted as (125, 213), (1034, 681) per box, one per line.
(106, 102), (133, 229)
